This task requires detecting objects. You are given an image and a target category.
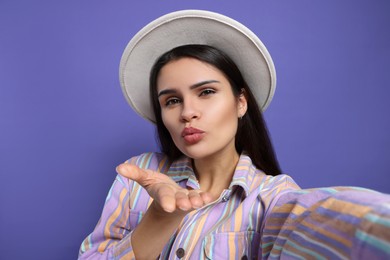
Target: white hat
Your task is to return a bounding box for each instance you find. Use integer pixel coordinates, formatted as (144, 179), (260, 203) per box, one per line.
(119, 10), (276, 123)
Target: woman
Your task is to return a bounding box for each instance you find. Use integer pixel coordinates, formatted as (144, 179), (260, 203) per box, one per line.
(79, 10), (299, 259)
(79, 10), (390, 260)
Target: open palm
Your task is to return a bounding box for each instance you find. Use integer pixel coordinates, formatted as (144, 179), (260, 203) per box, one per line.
(116, 163), (212, 214)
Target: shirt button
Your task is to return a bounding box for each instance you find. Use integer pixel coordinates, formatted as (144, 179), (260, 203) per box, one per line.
(222, 195), (230, 202)
(176, 248), (185, 258)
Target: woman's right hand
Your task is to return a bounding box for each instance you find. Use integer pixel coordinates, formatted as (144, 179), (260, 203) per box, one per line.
(116, 163), (212, 215)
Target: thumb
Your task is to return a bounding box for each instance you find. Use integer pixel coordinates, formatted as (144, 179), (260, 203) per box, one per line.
(116, 163), (148, 183)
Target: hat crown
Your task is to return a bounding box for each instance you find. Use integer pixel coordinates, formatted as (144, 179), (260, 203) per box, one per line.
(119, 10), (276, 123)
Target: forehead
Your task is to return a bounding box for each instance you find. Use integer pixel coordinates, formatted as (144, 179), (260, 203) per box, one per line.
(157, 57), (229, 88)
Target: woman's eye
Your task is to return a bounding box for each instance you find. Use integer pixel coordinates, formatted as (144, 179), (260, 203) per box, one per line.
(165, 98), (181, 106)
(200, 89), (215, 96)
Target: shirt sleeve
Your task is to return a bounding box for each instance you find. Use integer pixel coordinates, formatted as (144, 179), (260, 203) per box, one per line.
(78, 174), (137, 260)
(261, 187), (390, 259)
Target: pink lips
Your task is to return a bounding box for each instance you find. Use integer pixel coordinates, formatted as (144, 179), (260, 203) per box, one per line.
(181, 127), (205, 144)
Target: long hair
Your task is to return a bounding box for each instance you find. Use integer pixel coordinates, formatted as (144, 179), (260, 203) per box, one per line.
(149, 44), (282, 176)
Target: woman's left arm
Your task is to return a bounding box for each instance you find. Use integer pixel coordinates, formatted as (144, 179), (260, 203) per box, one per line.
(261, 187), (390, 259)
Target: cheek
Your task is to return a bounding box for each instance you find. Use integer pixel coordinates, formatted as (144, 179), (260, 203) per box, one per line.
(161, 111), (171, 130)
(161, 111), (178, 138)
(210, 99), (239, 133)
(221, 113), (239, 134)
(215, 98), (238, 119)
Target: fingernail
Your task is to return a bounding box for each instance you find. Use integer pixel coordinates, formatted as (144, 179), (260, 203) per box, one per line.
(164, 206), (175, 213)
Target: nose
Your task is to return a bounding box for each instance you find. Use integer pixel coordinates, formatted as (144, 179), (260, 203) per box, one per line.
(180, 99), (200, 122)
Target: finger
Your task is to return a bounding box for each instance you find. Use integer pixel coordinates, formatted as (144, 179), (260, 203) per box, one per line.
(175, 191), (191, 211)
(199, 191), (213, 205)
(116, 163), (148, 184)
(155, 185), (176, 213)
(188, 191), (203, 209)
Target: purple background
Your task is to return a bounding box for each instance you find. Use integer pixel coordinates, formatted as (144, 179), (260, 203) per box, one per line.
(1, 0), (389, 259)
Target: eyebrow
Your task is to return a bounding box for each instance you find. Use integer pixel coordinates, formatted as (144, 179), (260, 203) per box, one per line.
(157, 80), (220, 98)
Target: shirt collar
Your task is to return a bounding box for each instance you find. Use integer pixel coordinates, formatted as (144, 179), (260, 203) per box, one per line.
(166, 154), (256, 197)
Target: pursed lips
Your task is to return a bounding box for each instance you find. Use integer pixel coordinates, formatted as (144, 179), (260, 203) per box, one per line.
(181, 127), (205, 144)
(181, 127), (204, 137)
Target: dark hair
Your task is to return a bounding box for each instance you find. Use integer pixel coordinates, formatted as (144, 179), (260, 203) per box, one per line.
(150, 44), (281, 176)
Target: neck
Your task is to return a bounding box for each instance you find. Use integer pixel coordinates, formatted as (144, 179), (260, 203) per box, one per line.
(192, 149), (240, 200)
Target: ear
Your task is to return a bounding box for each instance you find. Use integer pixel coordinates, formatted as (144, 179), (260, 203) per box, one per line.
(237, 89), (248, 118)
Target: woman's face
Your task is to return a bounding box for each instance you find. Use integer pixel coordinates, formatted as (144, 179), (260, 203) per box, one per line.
(157, 57), (247, 160)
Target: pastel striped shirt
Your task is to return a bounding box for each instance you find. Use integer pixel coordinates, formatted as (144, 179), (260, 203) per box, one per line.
(261, 187), (390, 259)
(79, 152), (390, 259)
(79, 152), (300, 259)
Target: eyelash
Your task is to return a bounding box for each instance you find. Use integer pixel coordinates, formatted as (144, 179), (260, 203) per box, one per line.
(200, 88), (216, 96)
(165, 98), (181, 107)
(164, 88), (216, 107)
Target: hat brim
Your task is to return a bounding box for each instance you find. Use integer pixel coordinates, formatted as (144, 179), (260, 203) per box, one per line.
(119, 10), (276, 123)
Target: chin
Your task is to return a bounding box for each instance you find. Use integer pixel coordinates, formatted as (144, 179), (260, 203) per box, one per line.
(179, 146), (211, 160)
(182, 147), (225, 161)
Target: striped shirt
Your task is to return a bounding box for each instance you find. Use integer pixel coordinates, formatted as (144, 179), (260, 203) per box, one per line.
(261, 187), (390, 259)
(79, 153), (390, 259)
(79, 152), (299, 259)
